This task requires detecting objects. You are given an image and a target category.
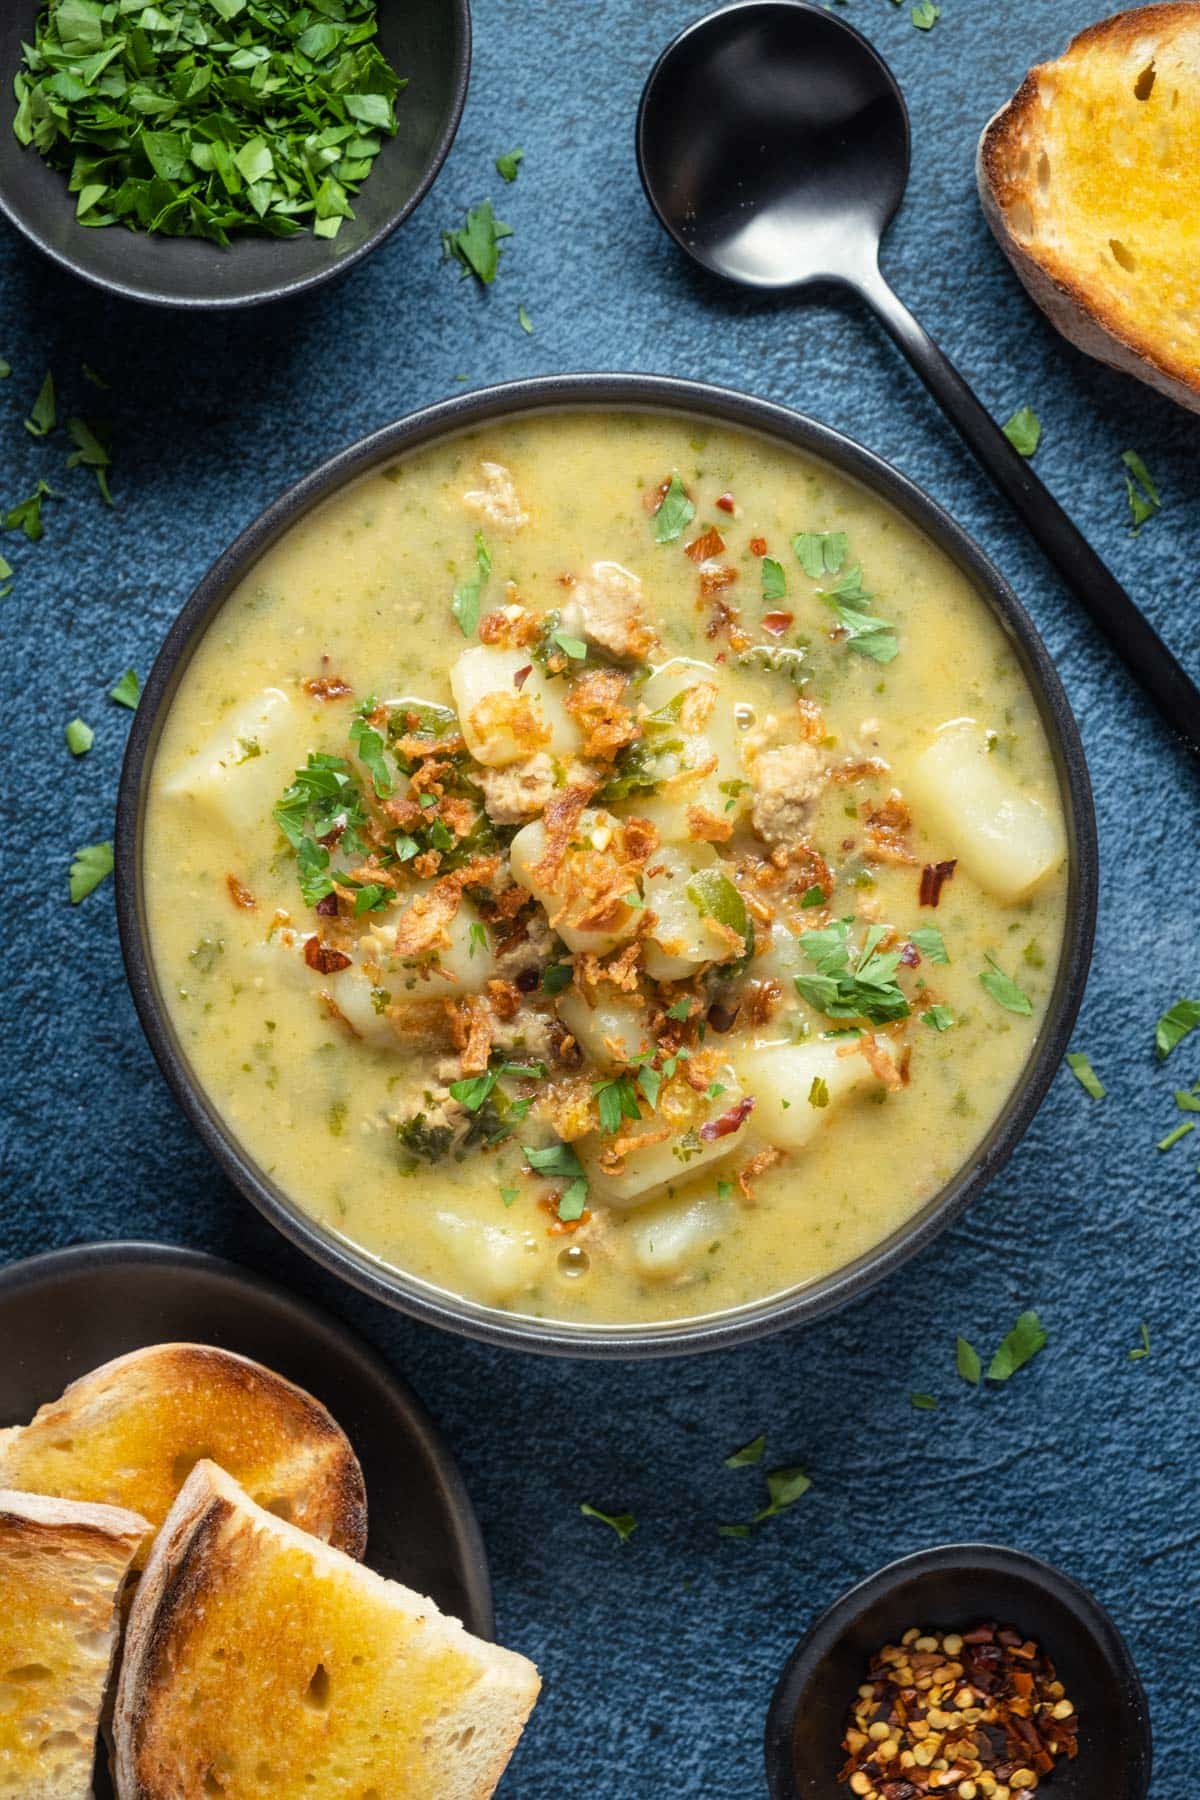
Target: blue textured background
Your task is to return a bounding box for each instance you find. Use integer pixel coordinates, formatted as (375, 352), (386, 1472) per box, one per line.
(1, 1), (1197, 1794)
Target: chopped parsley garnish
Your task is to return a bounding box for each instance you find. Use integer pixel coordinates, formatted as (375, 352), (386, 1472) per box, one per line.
(1065, 1051), (1105, 1100)
(541, 961), (572, 995)
(580, 1503), (637, 1543)
(800, 884), (825, 909)
(910, 1392), (938, 1410)
(979, 956), (1032, 1016)
(911, 3), (940, 29)
(986, 1311), (1047, 1382)
(922, 1005), (955, 1032)
(0, 359), (10, 379)
(666, 997), (693, 1021)
(653, 473), (695, 544)
(593, 1072), (643, 1134)
(761, 556), (786, 602)
(69, 839), (113, 903)
(1155, 997), (1200, 1060)
(792, 530), (847, 578)
(499, 1183), (519, 1207)
(955, 1336), (981, 1386)
(4, 480), (56, 542)
(14, 0), (403, 244)
(0, 555), (11, 599)
(66, 416), (112, 504)
(551, 629), (587, 660)
(910, 925), (948, 964)
(24, 370), (55, 438)
(1129, 1322), (1151, 1362)
(808, 1076), (829, 1108)
(1157, 1120), (1194, 1152)
(1002, 406), (1042, 457)
(794, 919), (910, 1025)
(1175, 1082), (1200, 1113)
(468, 921), (489, 957)
(109, 668), (140, 709)
(1121, 450), (1160, 533)
(495, 147), (524, 182)
(755, 1465), (811, 1520)
(819, 566), (899, 663)
(724, 1434), (766, 1467)
(64, 717), (93, 755)
(451, 530), (492, 636)
(274, 752), (369, 907)
(451, 1060), (546, 1114)
(348, 710), (393, 798)
(523, 1139), (588, 1220)
(442, 199), (512, 285)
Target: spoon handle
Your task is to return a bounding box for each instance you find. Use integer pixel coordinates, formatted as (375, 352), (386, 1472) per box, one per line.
(856, 263), (1200, 758)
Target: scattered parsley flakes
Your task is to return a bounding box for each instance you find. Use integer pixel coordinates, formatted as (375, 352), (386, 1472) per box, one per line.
(979, 955), (1032, 1016)
(1175, 1082), (1200, 1114)
(986, 1310), (1047, 1383)
(1002, 406), (1042, 457)
(495, 147), (524, 182)
(819, 565), (899, 663)
(1157, 1120), (1194, 1152)
(442, 199), (512, 286)
(923, 1005), (955, 1033)
(761, 556), (786, 603)
(808, 1075), (830, 1108)
(468, 921), (489, 958)
(65, 717), (93, 756)
(82, 363), (108, 389)
(955, 1336), (981, 1386)
(653, 473), (695, 544)
(911, 0), (940, 25)
(1155, 997), (1200, 1060)
(69, 840), (113, 903)
(666, 997), (693, 1021)
(498, 1183), (519, 1207)
(24, 370), (55, 438)
(551, 629), (587, 660)
(794, 919), (909, 1025)
(0, 553), (12, 599)
(0, 359), (10, 379)
(109, 668), (140, 710)
(1128, 1321), (1151, 1362)
(4, 479), (56, 542)
(1065, 1051), (1105, 1100)
(910, 1392), (938, 1410)
(717, 1522), (752, 1540)
(755, 1465), (811, 1521)
(523, 1139), (588, 1220)
(580, 1503), (637, 1543)
(725, 1434), (766, 1467)
(910, 925), (949, 964)
(66, 416), (113, 505)
(800, 884), (826, 909)
(792, 530), (846, 578)
(541, 961), (572, 995)
(13, 0), (403, 245)
(1121, 450), (1160, 533)
(451, 530), (492, 636)
(517, 302), (534, 335)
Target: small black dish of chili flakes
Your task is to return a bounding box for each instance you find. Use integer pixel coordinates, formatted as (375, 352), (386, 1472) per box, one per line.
(763, 1544), (1151, 1800)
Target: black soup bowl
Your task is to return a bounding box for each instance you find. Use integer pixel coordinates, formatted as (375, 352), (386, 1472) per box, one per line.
(0, 0), (470, 308)
(115, 374), (1098, 1356)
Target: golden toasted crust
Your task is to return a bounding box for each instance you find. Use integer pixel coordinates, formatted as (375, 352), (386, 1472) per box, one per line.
(0, 1344), (366, 1563)
(978, 3), (1200, 412)
(115, 1463), (540, 1800)
(0, 1490), (149, 1800)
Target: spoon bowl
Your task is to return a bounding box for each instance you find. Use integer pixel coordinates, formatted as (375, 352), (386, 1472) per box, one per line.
(638, 1), (908, 289)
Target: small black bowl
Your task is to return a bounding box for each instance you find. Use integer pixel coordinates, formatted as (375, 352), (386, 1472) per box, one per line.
(0, 0), (469, 308)
(115, 373), (1097, 1356)
(764, 1544), (1152, 1799)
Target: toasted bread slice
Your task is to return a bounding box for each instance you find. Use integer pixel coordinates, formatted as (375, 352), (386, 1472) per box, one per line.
(0, 1344), (366, 1564)
(113, 1462), (540, 1800)
(978, 4), (1200, 412)
(0, 1488), (150, 1799)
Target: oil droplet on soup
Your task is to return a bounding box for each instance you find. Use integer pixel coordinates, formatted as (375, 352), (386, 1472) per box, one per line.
(144, 412), (1068, 1327)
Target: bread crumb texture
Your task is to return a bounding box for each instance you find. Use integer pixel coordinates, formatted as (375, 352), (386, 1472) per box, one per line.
(982, 3), (1200, 400)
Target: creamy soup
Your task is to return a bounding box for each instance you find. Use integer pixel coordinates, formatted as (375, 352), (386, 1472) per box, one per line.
(144, 411), (1068, 1328)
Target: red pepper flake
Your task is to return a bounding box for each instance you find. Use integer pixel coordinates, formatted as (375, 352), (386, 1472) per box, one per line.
(225, 874), (257, 911)
(513, 664), (533, 690)
(304, 936), (352, 974)
(685, 526), (726, 563)
(715, 492), (736, 514)
(699, 1095), (755, 1141)
(314, 892), (339, 918)
(303, 675), (353, 700)
(749, 535), (767, 557)
(919, 859), (957, 907)
(761, 611), (793, 637)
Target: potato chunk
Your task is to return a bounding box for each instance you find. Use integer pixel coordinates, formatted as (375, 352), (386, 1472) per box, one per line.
(429, 1210), (540, 1304)
(450, 646), (580, 767)
(509, 808), (643, 954)
(906, 722), (1065, 902)
(735, 1038), (895, 1152)
(579, 1074), (750, 1208)
(641, 843), (721, 981)
(556, 990), (652, 1070)
(622, 658), (748, 841)
(626, 1192), (730, 1280)
(160, 687), (292, 839)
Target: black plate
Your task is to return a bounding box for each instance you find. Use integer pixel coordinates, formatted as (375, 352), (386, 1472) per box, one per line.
(0, 1240), (494, 1796)
(764, 1543), (1152, 1799)
(0, 0), (470, 309)
(115, 373), (1098, 1358)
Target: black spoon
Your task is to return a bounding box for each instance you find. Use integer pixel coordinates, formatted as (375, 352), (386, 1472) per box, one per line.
(637, 0), (1200, 756)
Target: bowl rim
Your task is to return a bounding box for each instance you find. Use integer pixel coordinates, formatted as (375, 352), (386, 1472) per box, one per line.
(762, 1541), (1153, 1798)
(0, 0), (471, 311)
(114, 371), (1099, 1358)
